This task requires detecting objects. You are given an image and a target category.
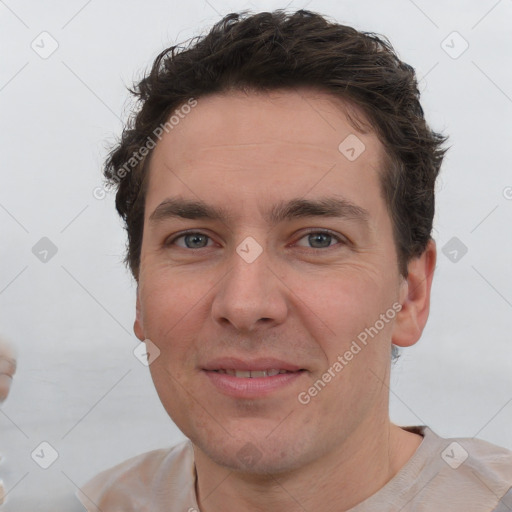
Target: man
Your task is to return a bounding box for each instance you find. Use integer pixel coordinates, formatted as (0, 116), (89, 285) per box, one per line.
(78, 9), (512, 511)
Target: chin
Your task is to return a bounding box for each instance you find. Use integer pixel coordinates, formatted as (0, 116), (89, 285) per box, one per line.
(193, 430), (313, 475)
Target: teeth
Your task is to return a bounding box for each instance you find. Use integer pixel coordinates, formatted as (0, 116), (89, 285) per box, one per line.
(216, 369), (289, 378)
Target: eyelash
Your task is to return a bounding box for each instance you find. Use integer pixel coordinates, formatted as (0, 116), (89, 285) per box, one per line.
(165, 229), (347, 251)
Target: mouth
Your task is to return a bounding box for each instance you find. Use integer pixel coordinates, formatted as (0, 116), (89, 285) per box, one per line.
(201, 358), (307, 397)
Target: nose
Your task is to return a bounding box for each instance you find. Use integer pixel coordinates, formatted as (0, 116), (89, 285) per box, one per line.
(211, 246), (288, 333)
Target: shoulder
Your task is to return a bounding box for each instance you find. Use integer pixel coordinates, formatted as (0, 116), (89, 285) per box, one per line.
(453, 433), (512, 502)
(356, 426), (512, 511)
(418, 426), (512, 510)
(77, 439), (196, 512)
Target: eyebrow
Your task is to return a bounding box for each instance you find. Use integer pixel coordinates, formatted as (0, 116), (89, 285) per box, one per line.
(149, 196), (370, 226)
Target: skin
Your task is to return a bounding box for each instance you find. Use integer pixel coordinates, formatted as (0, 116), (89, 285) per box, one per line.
(134, 87), (436, 512)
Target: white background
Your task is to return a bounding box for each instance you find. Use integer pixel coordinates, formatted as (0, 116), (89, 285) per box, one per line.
(1, 0), (511, 510)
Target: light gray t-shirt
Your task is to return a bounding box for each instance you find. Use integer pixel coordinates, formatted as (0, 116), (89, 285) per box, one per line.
(77, 426), (512, 511)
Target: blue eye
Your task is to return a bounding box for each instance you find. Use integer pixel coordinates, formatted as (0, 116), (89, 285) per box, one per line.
(167, 230), (345, 250)
(296, 231), (344, 249)
(171, 232), (212, 249)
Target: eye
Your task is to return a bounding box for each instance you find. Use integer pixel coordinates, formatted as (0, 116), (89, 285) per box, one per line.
(166, 230), (346, 251)
(295, 230), (346, 249)
(168, 232), (214, 249)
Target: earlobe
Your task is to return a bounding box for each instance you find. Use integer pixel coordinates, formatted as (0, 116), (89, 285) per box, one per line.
(134, 292), (145, 341)
(392, 239), (437, 348)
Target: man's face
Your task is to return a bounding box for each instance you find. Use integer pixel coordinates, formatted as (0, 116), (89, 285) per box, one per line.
(134, 88), (409, 473)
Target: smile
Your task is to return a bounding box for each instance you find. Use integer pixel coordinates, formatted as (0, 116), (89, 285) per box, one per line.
(203, 368), (306, 398)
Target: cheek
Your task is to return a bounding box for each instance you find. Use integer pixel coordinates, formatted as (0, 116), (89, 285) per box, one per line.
(140, 268), (205, 328)
(295, 267), (394, 344)
(138, 269), (214, 366)
(301, 272), (395, 409)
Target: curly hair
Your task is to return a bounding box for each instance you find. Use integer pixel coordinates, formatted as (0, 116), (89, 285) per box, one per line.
(103, 9), (448, 280)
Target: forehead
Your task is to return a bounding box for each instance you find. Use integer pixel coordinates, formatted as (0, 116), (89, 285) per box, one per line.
(154, 87), (383, 159)
(145, 88), (388, 222)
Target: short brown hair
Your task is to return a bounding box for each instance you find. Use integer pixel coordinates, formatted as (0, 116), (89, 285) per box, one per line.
(104, 9), (448, 279)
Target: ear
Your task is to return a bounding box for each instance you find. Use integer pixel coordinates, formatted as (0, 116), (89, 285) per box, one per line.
(392, 239), (436, 348)
(134, 289), (145, 341)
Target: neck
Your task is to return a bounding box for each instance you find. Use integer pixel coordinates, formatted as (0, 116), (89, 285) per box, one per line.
(193, 419), (423, 512)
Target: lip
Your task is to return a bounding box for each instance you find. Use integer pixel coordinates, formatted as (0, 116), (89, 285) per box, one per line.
(201, 357), (306, 399)
(203, 369), (305, 398)
(202, 357), (303, 372)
